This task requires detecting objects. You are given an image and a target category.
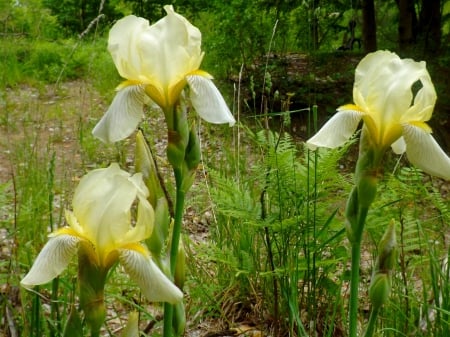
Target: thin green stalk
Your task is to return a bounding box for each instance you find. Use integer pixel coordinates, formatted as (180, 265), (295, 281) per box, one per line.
(363, 307), (380, 337)
(170, 168), (185, 276)
(349, 207), (369, 337)
(163, 303), (174, 337)
(163, 168), (186, 337)
(349, 240), (362, 337)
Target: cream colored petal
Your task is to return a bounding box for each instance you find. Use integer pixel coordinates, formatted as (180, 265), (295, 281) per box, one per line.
(135, 6), (203, 91)
(306, 109), (363, 150)
(108, 15), (150, 80)
(186, 75), (235, 126)
(391, 136), (406, 154)
(73, 164), (152, 255)
(92, 85), (148, 143)
(122, 191), (154, 245)
(21, 234), (80, 287)
(354, 51), (435, 126)
(402, 124), (450, 180)
(119, 248), (183, 303)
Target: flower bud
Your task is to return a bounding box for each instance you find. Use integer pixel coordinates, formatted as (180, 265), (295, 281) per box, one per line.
(167, 105), (190, 170)
(369, 221), (397, 310)
(121, 312), (139, 337)
(174, 239), (186, 290)
(376, 220), (397, 273)
(135, 131), (164, 207)
(167, 131), (187, 170)
(172, 301), (186, 336)
(345, 186), (359, 241)
(185, 124), (201, 172)
(369, 273), (391, 310)
(146, 197), (170, 258)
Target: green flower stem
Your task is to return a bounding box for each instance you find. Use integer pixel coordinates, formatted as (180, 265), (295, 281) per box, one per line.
(163, 168), (186, 337)
(363, 307), (380, 337)
(163, 303), (174, 337)
(349, 206), (369, 337)
(349, 239), (362, 337)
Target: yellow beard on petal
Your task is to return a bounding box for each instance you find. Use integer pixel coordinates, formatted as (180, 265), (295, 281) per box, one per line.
(121, 242), (149, 256)
(409, 121), (432, 133)
(167, 78), (188, 107)
(103, 249), (120, 270)
(145, 84), (166, 109)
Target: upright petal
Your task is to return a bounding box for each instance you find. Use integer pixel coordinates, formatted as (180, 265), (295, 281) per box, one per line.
(306, 107), (363, 150)
(92, 85), (149, 143)
(151, 5), (203, 89)
(119, 247), (183, 303)
(352, 51), (436, 148)
(21, 234), (80, 287)
(108, 15), (151, 81)
(186, 75), (235, 126)
(71, 164), (152, 264)
(402, 124), (450, 180)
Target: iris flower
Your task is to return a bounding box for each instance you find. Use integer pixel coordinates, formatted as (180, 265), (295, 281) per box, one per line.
(307, 50), (450, 180)
(21, 163), (183, 304)
(93, 5), (235, 143)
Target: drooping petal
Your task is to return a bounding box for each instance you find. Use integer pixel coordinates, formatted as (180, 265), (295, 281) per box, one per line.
(186, 75), (235, 126)
(391, 136), (406, 155)
(306, 108), (363, 150)
(21, 234), (80, 287)
(119, 247), (183, 303)
(92, 85), (149, 143)
(402, 124), (450, 180)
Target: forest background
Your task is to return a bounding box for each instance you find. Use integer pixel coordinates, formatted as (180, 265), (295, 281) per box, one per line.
(1, 0), (450, 336)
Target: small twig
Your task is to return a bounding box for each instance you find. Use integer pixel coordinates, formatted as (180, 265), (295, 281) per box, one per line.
(138, 127), (174, 217)
(6, 304), (18, 337)
(143, 314), (163, 334)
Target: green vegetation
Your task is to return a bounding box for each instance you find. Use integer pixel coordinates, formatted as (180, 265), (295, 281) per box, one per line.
(1, 0), (450, 336)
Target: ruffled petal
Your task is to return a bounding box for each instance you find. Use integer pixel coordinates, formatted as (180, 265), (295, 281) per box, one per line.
(402, 124), (450, 180)
(122, 193), (154, 245)
(306, 109), (363, 150)
(71, 164), (153, 258)
(186, 75), (235, 126)
(119, 247), (183, 303)
(108, 15), (151, 81)
(21, 234), (80, 287)
(92, 85), (148, 143)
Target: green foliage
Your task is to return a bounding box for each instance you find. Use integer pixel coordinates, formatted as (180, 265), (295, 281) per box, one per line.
(42, 0), (122, 36)
(192, 126), (352, 334)
(0, 0), (64, 39)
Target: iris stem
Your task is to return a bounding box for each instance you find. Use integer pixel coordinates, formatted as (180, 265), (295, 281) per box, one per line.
(349, 238), (362, 337)
(363, 307), (379, 337)
(163, 168), (186, 337)
(349, 207), (369, 337)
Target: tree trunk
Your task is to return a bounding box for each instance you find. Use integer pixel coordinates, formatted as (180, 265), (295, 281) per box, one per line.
(397, 0), (417, 51)
(362, 0), (377, 52)
(418, 0), (441, 54)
